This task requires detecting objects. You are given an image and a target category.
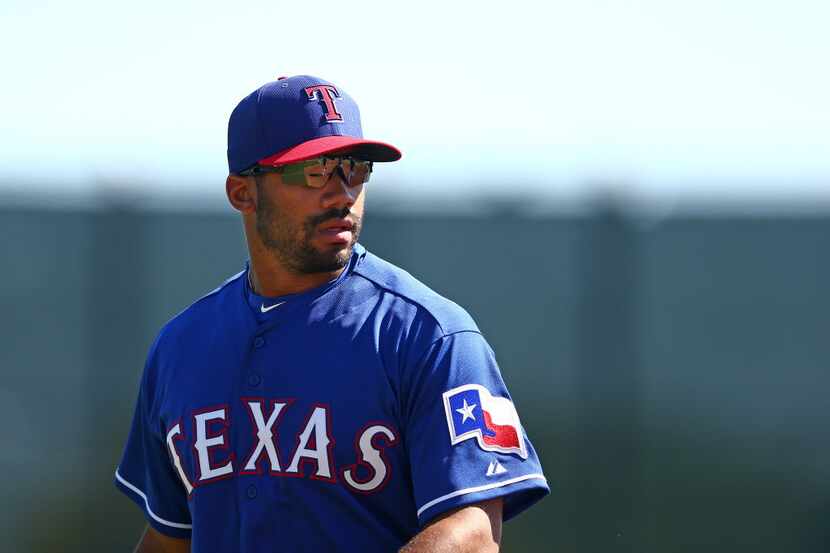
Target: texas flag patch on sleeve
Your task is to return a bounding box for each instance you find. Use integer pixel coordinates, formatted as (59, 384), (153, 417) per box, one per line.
(443, 384), (528, 459)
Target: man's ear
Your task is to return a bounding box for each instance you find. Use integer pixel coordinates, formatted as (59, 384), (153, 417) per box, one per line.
(226, 174), (256, 214)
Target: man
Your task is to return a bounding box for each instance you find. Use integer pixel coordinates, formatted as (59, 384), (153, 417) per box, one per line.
(115, 75), (549, 553)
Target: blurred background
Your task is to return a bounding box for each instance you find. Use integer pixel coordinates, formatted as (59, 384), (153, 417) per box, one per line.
(1, 1), (829, 551)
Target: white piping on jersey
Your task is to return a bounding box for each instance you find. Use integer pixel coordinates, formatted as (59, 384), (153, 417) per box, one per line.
(416, 473), (548, 518)
(115, 469), (193, 530)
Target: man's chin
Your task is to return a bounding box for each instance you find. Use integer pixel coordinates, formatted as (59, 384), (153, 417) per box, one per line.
(299, 243), (353, 274)
(327, 247), (352, 269)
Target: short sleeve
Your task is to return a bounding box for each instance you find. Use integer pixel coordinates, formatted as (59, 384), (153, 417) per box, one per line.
(402, 330), (550, 526)
(114, 345), (193, 539)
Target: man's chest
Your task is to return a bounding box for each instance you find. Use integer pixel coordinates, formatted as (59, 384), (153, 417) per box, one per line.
(155, 320), (405, 496)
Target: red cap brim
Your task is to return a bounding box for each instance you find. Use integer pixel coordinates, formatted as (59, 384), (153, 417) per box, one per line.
(258, 136), (402, 166)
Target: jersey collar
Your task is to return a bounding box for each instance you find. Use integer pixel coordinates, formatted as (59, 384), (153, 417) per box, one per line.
(243, 244), (365, 322)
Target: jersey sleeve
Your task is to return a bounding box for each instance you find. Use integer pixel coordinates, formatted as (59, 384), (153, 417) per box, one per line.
(402, 330), (550, 526)
(114, 340), (193, 539)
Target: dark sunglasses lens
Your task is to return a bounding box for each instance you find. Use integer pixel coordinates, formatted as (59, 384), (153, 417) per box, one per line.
(350, 161), (371, 184)
(289, 158), (373, 188)
(299, 160), (329, 188)
(281, 164), (310, 186)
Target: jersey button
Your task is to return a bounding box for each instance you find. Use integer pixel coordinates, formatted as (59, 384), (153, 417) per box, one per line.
(247, 484), (257, 499)
(247, 373), (261, 387)
(253, 336), (265, 348)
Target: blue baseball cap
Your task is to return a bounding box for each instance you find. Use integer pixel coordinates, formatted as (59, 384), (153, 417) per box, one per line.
(227, 75), (402, 174)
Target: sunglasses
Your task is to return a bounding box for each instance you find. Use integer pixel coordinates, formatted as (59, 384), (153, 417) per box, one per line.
(238, 156), (373, 189)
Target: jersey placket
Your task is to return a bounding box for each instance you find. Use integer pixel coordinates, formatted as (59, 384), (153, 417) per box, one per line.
(239, 311), (292, 546)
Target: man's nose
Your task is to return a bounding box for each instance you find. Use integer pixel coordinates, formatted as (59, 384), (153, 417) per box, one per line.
(321, 168), (360, 208)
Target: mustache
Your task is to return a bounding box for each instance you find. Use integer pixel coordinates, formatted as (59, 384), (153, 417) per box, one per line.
(306, 207), (358, 228)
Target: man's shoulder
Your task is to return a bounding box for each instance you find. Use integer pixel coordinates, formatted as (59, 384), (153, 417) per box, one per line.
(352, 247), (479, 336)
(154, 268), (246, 346)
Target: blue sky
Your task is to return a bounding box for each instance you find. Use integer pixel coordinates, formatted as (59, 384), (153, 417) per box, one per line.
(1, 0), (828, 207)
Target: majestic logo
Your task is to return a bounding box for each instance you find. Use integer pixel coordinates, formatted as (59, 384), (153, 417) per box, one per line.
(443, 384), (527, 459)
(486, 460), (507, 477)
(304, 84), (344, 122)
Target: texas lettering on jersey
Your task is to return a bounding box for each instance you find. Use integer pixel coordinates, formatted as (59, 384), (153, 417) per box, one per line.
(165, 399), (398, 495)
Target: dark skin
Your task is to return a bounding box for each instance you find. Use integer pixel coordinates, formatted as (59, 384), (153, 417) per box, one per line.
(228, 162), (367, 297)
(132, 163), (503, 552)
(134, 526), (189, 553)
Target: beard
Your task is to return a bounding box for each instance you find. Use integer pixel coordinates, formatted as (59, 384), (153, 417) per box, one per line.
(255, 186), (362, 274)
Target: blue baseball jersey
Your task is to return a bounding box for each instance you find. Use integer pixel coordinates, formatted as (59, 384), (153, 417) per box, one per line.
(115, 243), (549, 552)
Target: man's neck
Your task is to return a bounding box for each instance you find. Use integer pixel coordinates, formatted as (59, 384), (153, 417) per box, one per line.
(247, 251), (344, 298)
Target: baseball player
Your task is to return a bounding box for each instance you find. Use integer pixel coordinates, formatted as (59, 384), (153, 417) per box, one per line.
(115, 75), (549, 553)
